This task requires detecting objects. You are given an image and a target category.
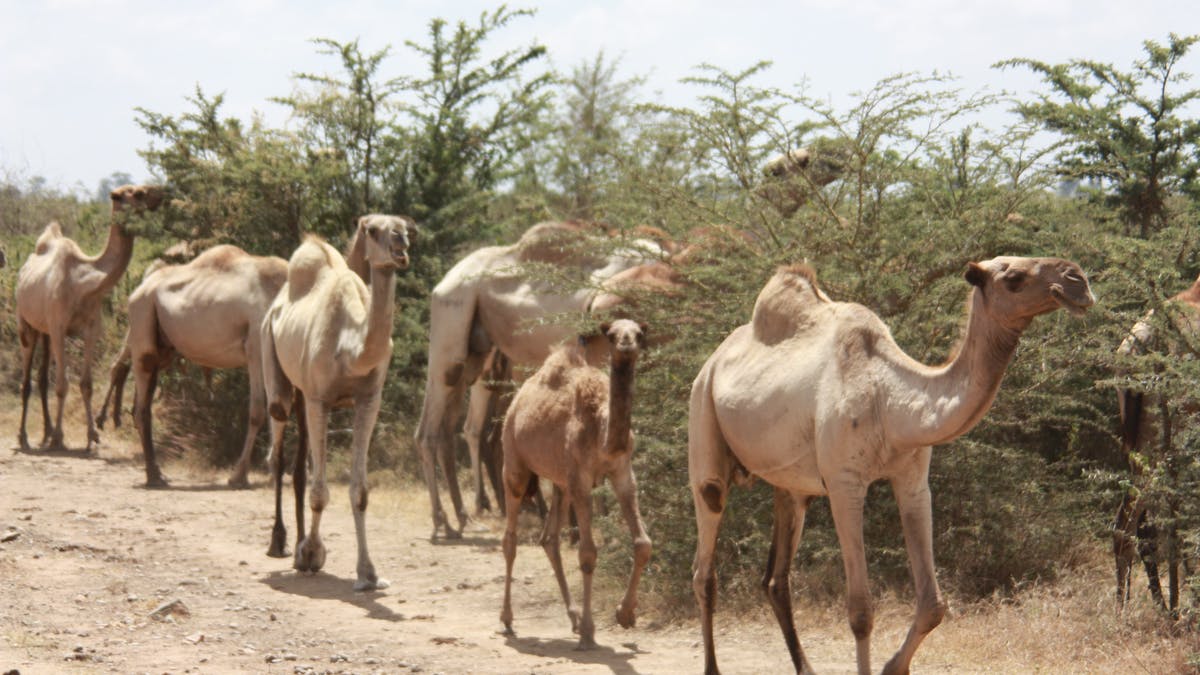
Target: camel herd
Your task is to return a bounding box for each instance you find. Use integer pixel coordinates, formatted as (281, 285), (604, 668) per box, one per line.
(5, 160), (1191, 673)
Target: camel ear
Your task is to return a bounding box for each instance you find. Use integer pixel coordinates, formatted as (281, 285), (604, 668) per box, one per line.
(598, 321), (612, 337)
(964, 262), (988, 288)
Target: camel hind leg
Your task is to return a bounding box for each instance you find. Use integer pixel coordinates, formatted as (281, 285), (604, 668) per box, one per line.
(97, 342), (131, 430)
(16, 319), (41, 451)
(500, 454), (533, 635)
(228, 332), (269, 488)
(540, 484), (581, 633)
(761, 488), (815, 675)
(294, 396), (329, 575)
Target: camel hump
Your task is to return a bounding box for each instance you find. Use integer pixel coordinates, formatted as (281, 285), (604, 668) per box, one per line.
(515, 221), (596, 264)
(34, 221), (64, 253)
(286, 235), (345, 296)
(190, 244), (248, 270)
(751, 264), (828, 344)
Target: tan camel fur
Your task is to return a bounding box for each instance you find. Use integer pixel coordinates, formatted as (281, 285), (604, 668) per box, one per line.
(500, 319), (651, 650)
(16, 185), (164, 452)
(114, 245), (288, 488)
(415, 221), (663, 539)
(689, 257), (1094, 675)
(261, 214), (414, 591)
(1112, 274), (1200, 612)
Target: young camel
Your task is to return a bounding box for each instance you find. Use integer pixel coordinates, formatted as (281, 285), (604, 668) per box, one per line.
(15, 185), (165, 452)
(500, 318), (651, 650)
(689, 257), (1094, 675)
(261, 214), (414, 591)
(1112, 273), (1200, 612)
(112, 245), (288, 487)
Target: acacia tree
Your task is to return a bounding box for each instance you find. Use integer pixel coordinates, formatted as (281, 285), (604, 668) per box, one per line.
(997, 33), (1200, 238)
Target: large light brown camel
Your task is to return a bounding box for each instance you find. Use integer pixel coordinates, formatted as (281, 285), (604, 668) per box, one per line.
(689, 257), (1094, 675)
(415, 221), (663, 539)
(15, 185), (165, 452)
(1112, 274), (1200, 613)
(261, 214), (414, 591)
(500, 319), (651, 650)
(113, 245), (288, 488)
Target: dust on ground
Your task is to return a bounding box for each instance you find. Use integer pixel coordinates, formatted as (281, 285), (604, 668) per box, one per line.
(0, 415), (1191, 674)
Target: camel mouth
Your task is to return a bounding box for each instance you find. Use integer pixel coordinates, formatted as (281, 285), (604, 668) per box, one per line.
(1051, 285), (1093, 316)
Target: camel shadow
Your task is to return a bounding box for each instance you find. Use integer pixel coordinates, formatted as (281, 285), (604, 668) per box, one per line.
(430, 534), (501, 549)
(260, 569), (404, 622)
(11, 443), (102, 459)
(503, 634), (642, 675)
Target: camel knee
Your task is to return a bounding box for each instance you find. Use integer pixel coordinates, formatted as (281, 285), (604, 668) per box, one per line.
(351, 482), (368, 512)
(578, 542), (598, 575)
(247, 402), (267, 429)
(633, 536), (652, 567)
(311, 482), (330, 512)
(847, 598), (874, 640)
(693, 567), (718, 614)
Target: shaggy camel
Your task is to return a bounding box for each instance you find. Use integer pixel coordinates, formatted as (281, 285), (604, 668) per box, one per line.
(500, 319), (651, 649)
(261, 214), (414, 591)
(415, 221), (663, 539)
(112, 245), (289, 487)
(16, 185), (165, 452)
(689, 257), (1094, 675)
(1112, 274), (1200, 613)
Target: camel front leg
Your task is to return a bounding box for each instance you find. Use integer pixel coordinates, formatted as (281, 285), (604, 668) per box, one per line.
(882, 449), (947, 675)
(761, 488), (816, 675)
(348, 388), (388, 591)
(229, 337), (268, 488)
(295, 396), (330, 575)
(610, 464), (651, 630)
(464, 379), (493, 514)
(569, 477), (598, 650)
(133, 362), (168, 487)
(79, 316), (100, 451)
(16, 320), (40, 451)
(36, 333), (51, 445)
(540, 484), (580, 633)
(500, 458), (531, 636)
(48, 330), (68, 450)
(829, 481), (873, 675)
(97, 344), (131, 430)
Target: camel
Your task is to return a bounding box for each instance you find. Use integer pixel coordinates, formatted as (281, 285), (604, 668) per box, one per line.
(15, 184), (165, 452)
(1112, 274), (1200, 613)
(415, 221), (663, 539)
(500, 318), (651, 650)
(688, 256), (1094, 675)
(261, 214), (414, 591)
(107, 245), (289, 487)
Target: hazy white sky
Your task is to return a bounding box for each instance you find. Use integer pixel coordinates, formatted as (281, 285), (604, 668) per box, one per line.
(1, 0), (1196, 193)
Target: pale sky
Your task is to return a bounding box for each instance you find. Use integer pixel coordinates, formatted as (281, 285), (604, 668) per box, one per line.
(1, 0), (1196, 193)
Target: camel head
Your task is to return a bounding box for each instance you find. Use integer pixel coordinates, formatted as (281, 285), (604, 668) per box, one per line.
(964, 256), (1095, 326)
(600, 319), (647, 357)
(110, 184), (166, 214)
(356, 214), (416, 270)
(758, 140), (852, 217)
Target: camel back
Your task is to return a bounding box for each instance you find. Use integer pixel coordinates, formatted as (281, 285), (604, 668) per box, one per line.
(515, 221), (605, 267)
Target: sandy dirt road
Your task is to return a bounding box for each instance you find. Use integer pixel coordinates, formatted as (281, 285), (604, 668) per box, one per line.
(0, 421), (1187, 674)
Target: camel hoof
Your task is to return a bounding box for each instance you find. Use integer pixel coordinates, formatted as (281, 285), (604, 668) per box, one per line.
(294, 537), (326, 573)
(568, 608), (581, 633)
(616, 606), (636, 629)
(574, 636), (598, 651)
(354, 576), (389, 592)
(145, 474), (170, 489)
(227, 473), (251, 489)
(268, 524), (289, 558)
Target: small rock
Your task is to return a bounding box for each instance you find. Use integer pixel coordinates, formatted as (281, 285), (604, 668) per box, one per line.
(184, 632), (204, 644)
(269, 613), (277, 621)
(330, 654), (349, 663)
(1, 531), (19, 543)
(149, 599), (190, 621)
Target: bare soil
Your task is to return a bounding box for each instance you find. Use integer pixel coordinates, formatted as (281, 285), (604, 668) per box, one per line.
(0, 406), (1194, 674)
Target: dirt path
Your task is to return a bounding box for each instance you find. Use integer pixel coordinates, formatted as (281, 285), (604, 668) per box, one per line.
(0, 432), (860, 675)
(0, 423), (1188, 674)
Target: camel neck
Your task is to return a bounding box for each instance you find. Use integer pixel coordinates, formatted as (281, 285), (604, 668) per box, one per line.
(349, 264), (397, 374)
(90, 222), (135, 298)
(890, 289), (1024, 449)
(604, 355), (637, 455)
